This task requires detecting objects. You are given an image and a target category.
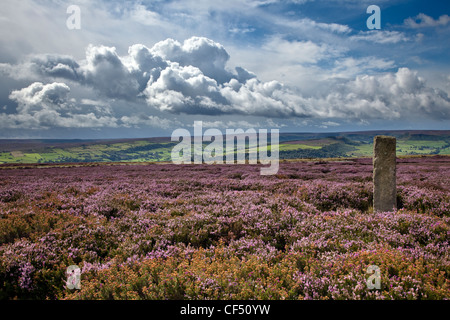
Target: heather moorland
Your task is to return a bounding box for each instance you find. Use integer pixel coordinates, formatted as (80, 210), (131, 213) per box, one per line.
(0, 156), (449, 300)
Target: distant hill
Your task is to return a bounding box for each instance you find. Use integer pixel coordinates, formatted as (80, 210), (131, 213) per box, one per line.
(0, 130), (449, 164)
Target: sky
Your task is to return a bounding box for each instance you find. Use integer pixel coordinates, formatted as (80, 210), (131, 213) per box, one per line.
(0, 0), (449, 139)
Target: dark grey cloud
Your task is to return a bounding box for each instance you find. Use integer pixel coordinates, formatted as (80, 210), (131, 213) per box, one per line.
(0, 81), (175, 130)
(0, 82), (118, 129)
(28, 54), (80, 81)
(79, 45), (141, 100)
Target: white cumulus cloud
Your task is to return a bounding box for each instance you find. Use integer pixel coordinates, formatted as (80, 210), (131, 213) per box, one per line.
(310, 68), (450, 120)
(350, 31), (410, 44)
(405, 13), (450, 28)
(1, 37), (450, 130)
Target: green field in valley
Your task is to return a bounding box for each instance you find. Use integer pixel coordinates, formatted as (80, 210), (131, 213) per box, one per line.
(0, 130), (449, 164)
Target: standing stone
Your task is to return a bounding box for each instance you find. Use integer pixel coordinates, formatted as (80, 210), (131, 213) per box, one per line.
(373, 136), (397, 212)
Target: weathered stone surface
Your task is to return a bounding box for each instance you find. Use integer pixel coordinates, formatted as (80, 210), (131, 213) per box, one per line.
(373, 135), (397, 212)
